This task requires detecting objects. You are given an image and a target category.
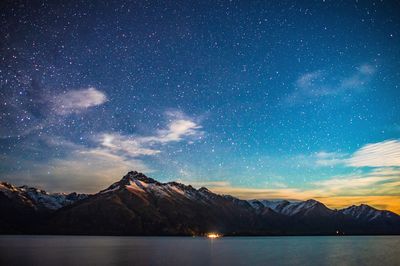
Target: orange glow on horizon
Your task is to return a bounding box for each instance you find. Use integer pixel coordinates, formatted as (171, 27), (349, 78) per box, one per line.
(315, 196), (400, 215)
(209, 187), (400, 215)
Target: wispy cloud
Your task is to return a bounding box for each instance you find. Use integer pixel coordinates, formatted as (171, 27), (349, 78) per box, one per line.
(285, 63), (376, 105)
(340, 64), (375, 89)
(317, 139), (400, 168)
(139, 111), (203, 144)
(52, 87), (107, 115)
(99, 133), (161, 157)
(0, 86), (108, 138)
(97, 111), (203, 158)
(347, 140), (400, 167)
(302, 140), (400, 212)
(312, 167), (400, 195)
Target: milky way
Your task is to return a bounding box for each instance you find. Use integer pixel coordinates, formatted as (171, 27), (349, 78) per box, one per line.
(1, 1), (399, 212)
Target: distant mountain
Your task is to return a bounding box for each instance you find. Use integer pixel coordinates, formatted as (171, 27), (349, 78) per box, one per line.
(1, 171), (399, 235)
(340, 204), (398, 222)
(0, 182), (87, 233)
(249, 199), (400, 235)
(0, 182), (87, 211)
(249, 199), (334, 217)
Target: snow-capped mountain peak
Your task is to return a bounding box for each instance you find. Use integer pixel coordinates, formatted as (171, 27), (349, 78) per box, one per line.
(121, 171), (160, 184)
(249, 199), (332, 217)
(100, 171), (222, 203)
(99, 171), (160, 194)
(340, 204), (398, 221)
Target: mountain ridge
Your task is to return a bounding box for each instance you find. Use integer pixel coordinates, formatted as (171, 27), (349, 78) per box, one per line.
(1, 171), (399, 235)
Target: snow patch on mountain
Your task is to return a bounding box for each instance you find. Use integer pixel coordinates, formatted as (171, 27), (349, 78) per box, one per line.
(108, 171), (224, 203)
(100, 185), (120, 194)
(340, 204), (398, 222)
(0, 181), (88, 211)
(249, 199), (332, 217)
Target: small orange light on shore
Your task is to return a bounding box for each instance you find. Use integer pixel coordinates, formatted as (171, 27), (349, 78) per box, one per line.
(207, 233), (220, 239)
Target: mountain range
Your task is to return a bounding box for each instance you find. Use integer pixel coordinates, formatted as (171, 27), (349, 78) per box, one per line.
(1, 171), (399, 235)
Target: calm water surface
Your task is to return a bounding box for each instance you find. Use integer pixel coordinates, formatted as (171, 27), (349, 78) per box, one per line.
(0, 235), (399, 266)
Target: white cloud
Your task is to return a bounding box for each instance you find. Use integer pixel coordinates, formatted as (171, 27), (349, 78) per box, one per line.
(157, 119), (201, 143)
(98, 111), (203, 158)
(0, 86), (108, 138)
(141, 112), (203, 144)
(346, 140), (400, 167)
(53, 87), (107, 115)
(99, 133), (161, 157)
(315, 139), (400, 168)
(312, 140), (400, 198)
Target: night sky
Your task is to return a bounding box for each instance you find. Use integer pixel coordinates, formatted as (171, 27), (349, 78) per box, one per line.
(1, 1), (399, 212)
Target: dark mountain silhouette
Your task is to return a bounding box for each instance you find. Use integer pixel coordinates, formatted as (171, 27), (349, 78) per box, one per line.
(1, 171), (399, 235)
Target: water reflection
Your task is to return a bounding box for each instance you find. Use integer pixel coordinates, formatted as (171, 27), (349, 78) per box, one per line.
(0, 236), (399, 266)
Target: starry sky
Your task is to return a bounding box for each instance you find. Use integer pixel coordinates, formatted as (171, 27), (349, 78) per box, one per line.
(1, 0), (400, 213)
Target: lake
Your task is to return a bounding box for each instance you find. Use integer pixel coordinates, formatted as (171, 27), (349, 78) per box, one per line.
(0, 236), (399, 265)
